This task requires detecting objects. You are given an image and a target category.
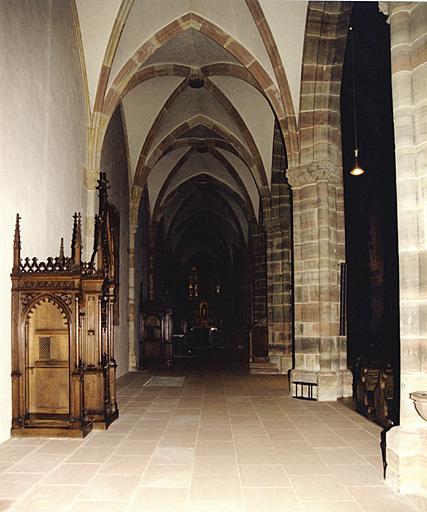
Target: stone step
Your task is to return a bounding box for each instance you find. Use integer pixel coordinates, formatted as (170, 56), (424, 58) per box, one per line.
(249, 361), (280, 374)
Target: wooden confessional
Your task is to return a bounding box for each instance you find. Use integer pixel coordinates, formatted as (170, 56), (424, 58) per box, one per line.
(11, 173), (119, 437)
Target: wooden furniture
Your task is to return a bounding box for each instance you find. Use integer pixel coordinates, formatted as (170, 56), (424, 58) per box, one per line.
(354, 359), (394, 427)
(142, 301), (173, 364)
(11, 173), (118, 437)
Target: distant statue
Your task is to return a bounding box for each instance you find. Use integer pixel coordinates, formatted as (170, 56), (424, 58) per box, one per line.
(200, 299), (208, 319)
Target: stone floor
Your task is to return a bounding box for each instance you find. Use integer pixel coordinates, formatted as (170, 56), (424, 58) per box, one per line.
(0, 367), (420, 512)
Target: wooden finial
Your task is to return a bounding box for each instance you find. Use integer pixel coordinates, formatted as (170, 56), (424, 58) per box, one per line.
(59, 237), (65, 261)
(71, 213), (82, 266)
(97, 172), (109, 215)
(13, 214), (21, 273)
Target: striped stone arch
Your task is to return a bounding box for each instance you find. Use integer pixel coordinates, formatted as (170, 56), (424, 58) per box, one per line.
(131, 75), (268, 194)
(132, 114), (266, 191)
(90, 11), (300, 173)
(299, 1), (351, 166)
(165, 192), (246, 249)
(152, 159), (257, 226)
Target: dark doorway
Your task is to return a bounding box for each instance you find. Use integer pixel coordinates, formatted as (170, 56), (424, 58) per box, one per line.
(341, 1), (400, 424)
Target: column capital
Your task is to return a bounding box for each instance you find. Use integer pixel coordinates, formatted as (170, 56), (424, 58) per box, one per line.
(84, 168), (100, 190)
(286, 161), (342, 188)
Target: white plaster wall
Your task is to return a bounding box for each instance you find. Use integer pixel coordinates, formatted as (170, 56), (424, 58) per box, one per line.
(259, 0), (307, 117)
(75, 0), (122, 109)
(0, 0), (87, 443)
(100, 108), (130, 378)
(211, 76), (274, 185)
(150, 87), (246, 152)
(122, 77), (184, 180)
(218, 150), (260, 220)
(147, 148), (190, 212)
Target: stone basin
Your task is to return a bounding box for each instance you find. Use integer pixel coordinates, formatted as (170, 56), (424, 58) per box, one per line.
(410, 391), (427, 422)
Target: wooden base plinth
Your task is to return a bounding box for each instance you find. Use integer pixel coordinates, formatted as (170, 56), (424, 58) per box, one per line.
(11, 422), (92, 438)
(90, 410), (119, 431)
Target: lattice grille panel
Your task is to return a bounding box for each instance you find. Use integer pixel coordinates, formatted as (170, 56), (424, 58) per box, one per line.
(38, 336), (59, 360)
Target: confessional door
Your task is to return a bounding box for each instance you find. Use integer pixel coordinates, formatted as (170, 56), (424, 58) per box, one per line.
(26, 300), (70, 422)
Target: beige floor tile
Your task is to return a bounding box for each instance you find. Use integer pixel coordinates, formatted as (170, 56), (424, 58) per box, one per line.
(0, 472), (42, 498)
(66, 446), (115, 463)
(349, 486), (420, 512)
(151, 447), (195, 465)
(114, 440), (157, 456)
(34, 439), (82, 455)
(0, 446), (34, 463)
(11, 485), (84, 511)
(0, 464), (12, 473)
(190, 475), (242, 501)
(297, 424), (334, 435)
(231, 424), (265, 436)
(234, 435), (273, 450)
(99, 454), (150, 475)
(236, 448), (281, 465)
(198, 429), (232, 442)
(229, 416), (261, 426)
(316, 447), (366, 465)
(79, 474), (139, 501)
(7, 438), (46, 447)
(187, 501), (244, 511)
(102, 423), (134, 434)
(140, 464), (192, 488)
(307, 434), (349, 448)
(196, 441), (235, 457)
(275, 441), (317, 457)
(70, 500), (127, 512)
(289, 475), (353, 501)
(126, 428), (164, 441)
(41, 463), (99, 485)
(243, 487), (303, 512)
(8, 453), (64, 474)
(334, 428), (376, 441)
(83, 433), (124, 448)
(193, 456), (238, 476)
(158, 432), (198, 448)
(240, 464), (290, 487)
(302, 502), (363, 512)
(267, 429), (305, 442)
(363, 454), (384, 472)
(282, 455), (331, 475)
(128, 487), (188, 512)
(329, 463), (384, 486)
(0, 500), (14, 511)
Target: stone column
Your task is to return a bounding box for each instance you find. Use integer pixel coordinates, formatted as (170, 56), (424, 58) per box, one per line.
(384, 3), (427, 506)
(250, 222), (268, 360)
(265, 173), (293, 374)
(128, 223), (138, 371)
(287, 161), (352, 400)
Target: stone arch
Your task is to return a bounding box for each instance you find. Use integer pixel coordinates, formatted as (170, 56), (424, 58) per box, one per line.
(131, 114), (266, 197)
(131, 76), (269, 192)
(90, 12), (299, 172)
(154, 172), (256, 229)
(299, 2), (351, 166)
